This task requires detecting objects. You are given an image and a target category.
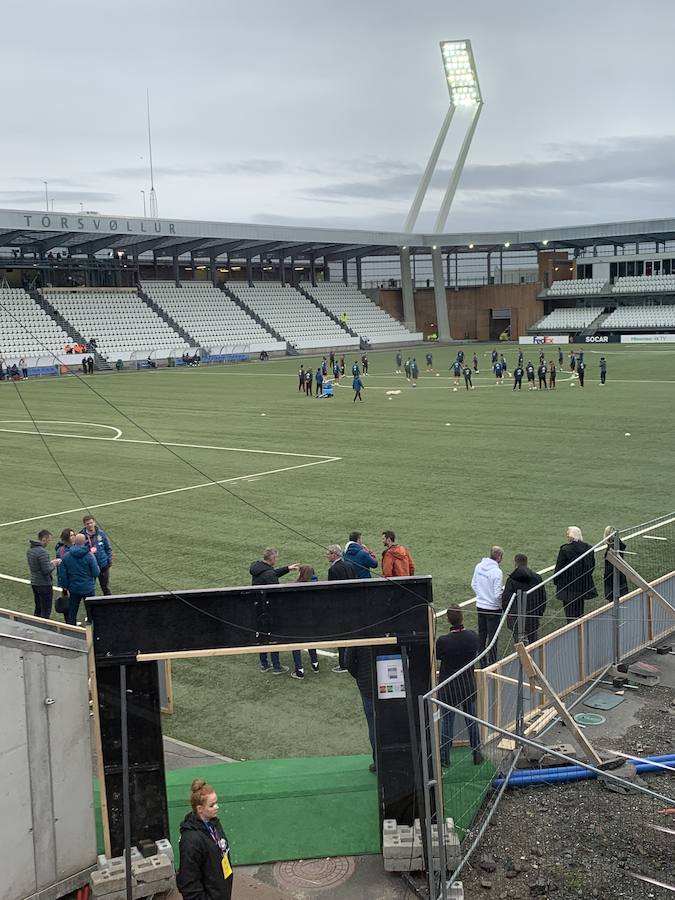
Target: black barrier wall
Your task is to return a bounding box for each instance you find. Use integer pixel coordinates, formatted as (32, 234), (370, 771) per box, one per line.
(87, 577), (434, 859)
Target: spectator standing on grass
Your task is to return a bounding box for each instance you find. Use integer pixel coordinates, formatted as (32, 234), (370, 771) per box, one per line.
(19, 356), (28, 379)
(27, 529), (61, 619)
(343, 531), (378, 578)
(602, 526), (628, 602)
(326, 544), (355, 673)
(177, 778), (234, 900)
(471, 546), (504, 665)
(81, 357), (88, 376)
(553, 526), (597, 622)
(88, 356), (94, 375)
(345, 644), (377, 772)
(81, 515), (113, 595)
(381, 530), (415, 577)
(290, 566), (320, 678)
(502, 553), (547, 644)
(436, 606), (482, 767)
(60, 533), (99, 626)
(250, 548), (299, 674)
(54, 527), (76, 622)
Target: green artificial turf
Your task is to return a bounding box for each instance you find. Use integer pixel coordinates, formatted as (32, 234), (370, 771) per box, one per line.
(93, 750), (493, 864)
(1, 342), (675, 760)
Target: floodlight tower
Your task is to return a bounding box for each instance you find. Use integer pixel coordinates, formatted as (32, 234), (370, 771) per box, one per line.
(146, 88), (159, 218)
(400, 40), (483, 340)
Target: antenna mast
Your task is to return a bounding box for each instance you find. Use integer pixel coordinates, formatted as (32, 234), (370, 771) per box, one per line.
(146, 88), (158, 218)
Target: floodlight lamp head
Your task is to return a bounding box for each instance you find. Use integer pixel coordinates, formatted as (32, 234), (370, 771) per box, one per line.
(440, 39), (482, 106)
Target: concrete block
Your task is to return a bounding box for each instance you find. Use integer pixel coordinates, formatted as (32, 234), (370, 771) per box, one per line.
(384, 856), (425, 872)
(382, 818), (398, 835)
(155, 838), (174, 865)
(447, 882), (464, 899)
(97, 848), (142, 870)
(88, 876), (176, 900)
(132, 853), (174, 883)
(383, 834), (421, 860)
(90, 867), (127, 897)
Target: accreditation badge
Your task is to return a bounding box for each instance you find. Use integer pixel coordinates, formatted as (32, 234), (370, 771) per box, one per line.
(221, 853), (232, 879)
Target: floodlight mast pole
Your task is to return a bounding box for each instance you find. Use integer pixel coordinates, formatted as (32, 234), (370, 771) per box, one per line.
(433, 101), (483, 232)
(404, 104), (456, 233)
(147, 88), (159, 218)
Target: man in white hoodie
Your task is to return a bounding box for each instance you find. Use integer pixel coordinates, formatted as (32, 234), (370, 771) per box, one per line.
(471, 546), (504, 665)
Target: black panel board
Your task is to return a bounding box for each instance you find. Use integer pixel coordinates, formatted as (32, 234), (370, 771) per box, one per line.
(87, 576), (432, 661)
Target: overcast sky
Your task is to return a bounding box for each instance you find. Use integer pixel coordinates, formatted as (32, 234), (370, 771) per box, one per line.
(3, 0), (675, 233)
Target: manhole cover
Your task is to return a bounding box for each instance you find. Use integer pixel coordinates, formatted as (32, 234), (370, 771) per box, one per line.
(273, 857), (355, 892)
(574, 712), (606, 726)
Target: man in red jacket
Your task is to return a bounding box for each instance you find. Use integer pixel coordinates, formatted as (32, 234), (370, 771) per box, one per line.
(381, 531), (416, 577)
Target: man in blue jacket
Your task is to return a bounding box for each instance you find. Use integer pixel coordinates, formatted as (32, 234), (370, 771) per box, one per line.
(60, 534), (100, 625)
(81, 515), (113, 595)
(343, 532), (378, 578)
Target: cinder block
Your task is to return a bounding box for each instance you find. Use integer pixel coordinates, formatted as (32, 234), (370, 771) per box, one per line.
(155, 838), (174, 864)
(89, 876), (176, 900)
(384, 834), (421, 860)
(384, 856), (425, 872)
(447, 882), (464, 900)
(90, 867), (127, 897)
(383, 818), (398, 835)
(97, 848), (142, 870)
(132, 853), (174, 883)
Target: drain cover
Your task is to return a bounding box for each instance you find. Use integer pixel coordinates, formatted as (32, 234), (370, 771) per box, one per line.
(273, 857), (356, 893)
(574, 712), (606, 726)
(584, 690), (625, 711)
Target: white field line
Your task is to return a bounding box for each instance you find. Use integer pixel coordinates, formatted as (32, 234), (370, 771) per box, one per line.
(0, 457), (340, 528)
(0, 420), (122, 438)
(0, 422), (336, 460)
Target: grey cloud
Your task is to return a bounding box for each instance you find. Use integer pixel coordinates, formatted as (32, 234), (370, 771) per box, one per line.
(302, 134), (675, 202)
(0, 190), (117, 205)
(100, 159), (290, 180)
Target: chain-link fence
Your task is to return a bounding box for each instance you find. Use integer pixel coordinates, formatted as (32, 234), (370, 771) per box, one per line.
(420, 511), (675, 899)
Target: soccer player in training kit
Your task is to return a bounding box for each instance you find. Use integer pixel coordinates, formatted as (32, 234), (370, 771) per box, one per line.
(549, 361), (557, 388)
(395, 350), (402, 373)
(472, 352), (479, 372)
(410, 358), (419, 386)
(451, 359), (461, 386)
(558, 347), (564, 367)
(463, 365), (474, 390)
(526, 361), (536, 390)
(305, 368), (312, 396)
(577, 360), (586, 387)
(513, 364), (524, 390)
(425, 352), (433, 371)
(494, 360), (503, 385)
(537, 361), (548, 390)
(599, 357), (607, 384)
(404, 358), (411, 380)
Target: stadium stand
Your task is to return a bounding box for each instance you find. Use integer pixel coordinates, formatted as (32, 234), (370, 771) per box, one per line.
(41, 288), (188, 361)
(226, 283), (360, 350)
(300, 282), (422, 344)
(612, 274), (675, 293)
(0, 286), (73, 357)
(529, 307), (602, 332)
(544, 279), (606, 296)
(140, 281), (285, 354)
(602, 304), (675, 330)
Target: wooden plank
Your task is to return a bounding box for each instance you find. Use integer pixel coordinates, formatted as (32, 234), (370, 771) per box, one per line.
(137, 634), (397, 663)
(161, 659), (174, 716)
(524, 707), (557, 737)
(516, 644), (603, 765)
(87, 626), (111, 859)
(0, 605), (85, 636)
(489, 671), (544, 692)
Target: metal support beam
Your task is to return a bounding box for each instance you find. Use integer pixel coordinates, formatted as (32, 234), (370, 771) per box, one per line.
(342, 258), (349, 285)
(279, 254), (285, 287)
(309, 254), (317, 287)
(433, 102), (483, 233)
(210, 252), (217, 286)
(405, 104), (456, 232)
(246, 255), (253, 287)
(356, 257), (362, 291)
(172, 252), (179, 286)
(431, 247), (451, 340)
(399, 248), (416, 331)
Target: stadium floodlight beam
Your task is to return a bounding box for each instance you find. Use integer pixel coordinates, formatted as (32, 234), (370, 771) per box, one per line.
(404, 39), (483, 234)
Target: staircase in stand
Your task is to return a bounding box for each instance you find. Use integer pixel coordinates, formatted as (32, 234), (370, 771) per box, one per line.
(578, 310), (613, 337)
(32, 290), (91, 353)
(136, 286), (198, 348)
(220, 286), (286, 344)
(297, 286), (360, 340)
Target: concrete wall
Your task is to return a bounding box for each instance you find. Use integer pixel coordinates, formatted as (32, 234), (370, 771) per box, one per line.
(376, 283), (544, 340)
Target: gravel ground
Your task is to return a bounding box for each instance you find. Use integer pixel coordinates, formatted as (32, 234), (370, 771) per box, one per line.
(460, 686), (675, 900)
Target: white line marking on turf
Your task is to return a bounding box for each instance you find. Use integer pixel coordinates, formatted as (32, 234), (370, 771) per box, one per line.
(0, 421), (337, 460)
(0, 457), (341, 528)
(0, 420), (123, 440)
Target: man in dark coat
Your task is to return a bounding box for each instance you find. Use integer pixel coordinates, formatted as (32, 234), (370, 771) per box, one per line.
(345, 644), (377, 772)
(27, 529), (60, 618)
(502, 553), (547, 644)
(327, 544), (355, 673)
(554, 526), (597, 622)
(250, 548), (299, 673)
(436, 607), (482, 766)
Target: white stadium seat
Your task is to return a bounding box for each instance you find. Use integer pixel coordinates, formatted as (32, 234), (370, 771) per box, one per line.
(530, 308), (601, 331)
(602, 305), (675, 328)
(0, 287), (72, 357)
(612, 274), (675, 294)
(545, 279), (606, 296)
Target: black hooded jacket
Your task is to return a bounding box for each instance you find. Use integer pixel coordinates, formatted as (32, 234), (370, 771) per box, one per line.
(554, 540), (598, 603)
(176, 812), (233, 900)
(502, 565), (547, 619)
(249, 560), (290, 585)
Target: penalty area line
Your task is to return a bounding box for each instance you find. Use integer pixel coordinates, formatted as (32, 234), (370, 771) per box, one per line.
(0, 456), (341, 529)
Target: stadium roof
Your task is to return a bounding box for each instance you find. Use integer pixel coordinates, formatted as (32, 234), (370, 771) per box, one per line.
(2, 207), (675, 259)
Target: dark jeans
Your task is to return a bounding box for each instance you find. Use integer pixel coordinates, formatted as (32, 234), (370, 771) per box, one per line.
(440, 698), (480, 765)
(361, 693), (376, 761)
(477, 610), (501, 666)
(98, 566), (111, 596)
(601, 371), (606, 384)
(563, 598), (584, 623)
(32, 585), (53, 618)
(67, 592), (89, 626)
(259, 651), (282, 670)
(509, 615), (540, 645)
(292, 648), (318, 670)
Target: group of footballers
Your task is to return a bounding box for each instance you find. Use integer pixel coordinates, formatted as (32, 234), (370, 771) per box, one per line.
(394, 346), (606, 392)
